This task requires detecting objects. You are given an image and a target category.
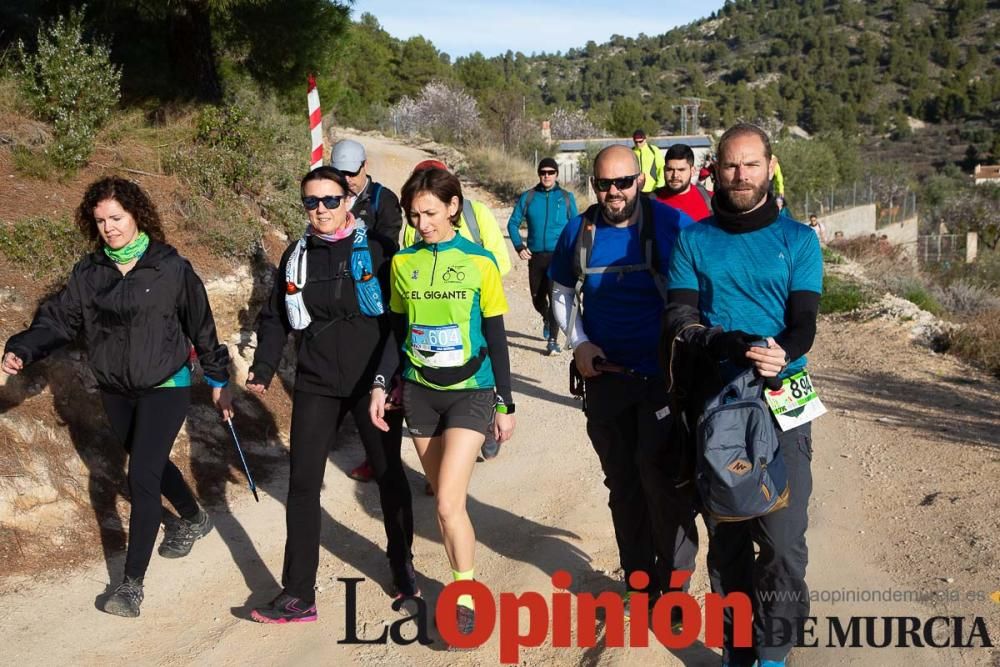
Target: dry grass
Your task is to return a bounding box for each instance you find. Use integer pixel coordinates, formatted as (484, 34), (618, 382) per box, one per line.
(463, 144), (591, 207)
(947, 309), (1000, 378)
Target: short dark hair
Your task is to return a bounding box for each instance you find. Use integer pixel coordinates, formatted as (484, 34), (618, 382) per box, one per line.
(400, 168), (463, 228)
(301, 165), (351, 197)
(664, 143), (695, 165)
(76, 177), (166, 251)
(717, 123), (772, 164)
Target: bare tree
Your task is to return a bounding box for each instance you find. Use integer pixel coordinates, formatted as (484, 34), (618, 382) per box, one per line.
(549, 108), (606, 140)
(389, 80), (481, 144)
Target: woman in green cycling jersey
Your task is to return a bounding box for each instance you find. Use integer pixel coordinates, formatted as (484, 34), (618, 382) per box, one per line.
(369, 166), (515, 642)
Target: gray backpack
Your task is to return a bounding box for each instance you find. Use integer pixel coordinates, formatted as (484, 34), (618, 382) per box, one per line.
(696, 367), (789, 522)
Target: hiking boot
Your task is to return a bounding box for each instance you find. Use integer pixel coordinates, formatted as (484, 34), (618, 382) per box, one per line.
(480, 433), (500, 460)
(102, 575), (144, 617)
(390, 560), (420, 599)
(349, 460), (375, 482)
(158, 508), (213, 558)
(447, 605), (477, 651)
(545, 339), (562, 356)
(250, 592), (317, 624)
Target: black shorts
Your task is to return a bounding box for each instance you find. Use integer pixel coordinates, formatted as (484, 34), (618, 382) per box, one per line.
(402, 381), (495, 437)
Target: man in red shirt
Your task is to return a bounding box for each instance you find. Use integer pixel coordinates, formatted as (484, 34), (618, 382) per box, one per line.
(655, 143), (712, 222)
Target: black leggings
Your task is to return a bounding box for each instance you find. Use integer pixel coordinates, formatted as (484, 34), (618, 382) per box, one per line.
(528, 252), (557, 337)
(101, 387), (197, 579)
(282, 390), (412, 603)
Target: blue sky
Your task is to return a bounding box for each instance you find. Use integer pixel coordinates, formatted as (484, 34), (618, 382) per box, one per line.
(350, 1), (729, 58)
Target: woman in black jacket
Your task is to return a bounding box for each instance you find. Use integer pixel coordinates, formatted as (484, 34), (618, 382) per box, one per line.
(245, 166), (414, 624)
(2, 177), (233, 618)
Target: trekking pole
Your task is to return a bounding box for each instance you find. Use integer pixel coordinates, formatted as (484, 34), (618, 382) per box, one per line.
(593, 357), (649, 380)
(225, 418), (260, 503)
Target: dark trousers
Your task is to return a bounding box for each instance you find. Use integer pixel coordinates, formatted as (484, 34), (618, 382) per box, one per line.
(584, 373), (698, 594)
(101, 387), (197, 579)
(282, 390), (412, 603)
(707, 423), (813, 665)
(527, 252), (557, 338)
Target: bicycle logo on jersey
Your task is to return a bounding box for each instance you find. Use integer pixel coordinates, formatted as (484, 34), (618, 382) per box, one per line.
(441, 266), (466, 283)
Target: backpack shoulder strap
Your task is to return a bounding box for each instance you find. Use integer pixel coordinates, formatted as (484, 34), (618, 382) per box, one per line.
(562, 189), (572, 219)
(640, 197), (669, 307)
(462, 199), (481, 246)
(523, 190), (535, 219)
(566, 206), (600, 348)
(370, 182), (383, 214)
(695, 184), (712, 209)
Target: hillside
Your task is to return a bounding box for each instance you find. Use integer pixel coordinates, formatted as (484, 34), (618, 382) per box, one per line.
(523, 0), (999, 141)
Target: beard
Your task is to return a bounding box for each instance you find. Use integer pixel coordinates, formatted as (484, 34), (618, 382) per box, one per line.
(717, 178), (769, 213)
(663, 178), (690, 195)
(600, 192), (638, 223)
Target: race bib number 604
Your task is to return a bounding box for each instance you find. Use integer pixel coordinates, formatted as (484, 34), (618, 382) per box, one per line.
(410, 323), (464, 368)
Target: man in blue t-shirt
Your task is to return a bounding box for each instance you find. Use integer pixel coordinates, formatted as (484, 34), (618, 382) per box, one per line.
(665, 123), (822, 667)
(549, 144), (695, 613)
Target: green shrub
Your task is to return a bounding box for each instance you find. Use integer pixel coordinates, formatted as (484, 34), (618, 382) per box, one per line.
(161, 81), (312, 260)
(0, 216), (83, 277)
(11, 146), (51, 180)
(819, 274), (872, 313)
(15, 8), (121, 171)
(821, 246), (844, 265)
(164, 104), (269, 199)
(902, 285), (943, 315)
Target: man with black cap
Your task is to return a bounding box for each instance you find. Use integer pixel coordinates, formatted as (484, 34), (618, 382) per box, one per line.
(507, 158), (578, 355)
(632, 130), (665, 196)
(331, 139), (403, 249)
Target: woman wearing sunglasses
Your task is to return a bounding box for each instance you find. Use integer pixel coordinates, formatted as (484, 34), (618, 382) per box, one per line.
(369, 166), (516, 644)
(2, 176), (233, 618)
(246, 166), (415, 623)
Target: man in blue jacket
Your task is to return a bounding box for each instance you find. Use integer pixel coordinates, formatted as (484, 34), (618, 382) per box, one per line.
(507, 157), (578, 355)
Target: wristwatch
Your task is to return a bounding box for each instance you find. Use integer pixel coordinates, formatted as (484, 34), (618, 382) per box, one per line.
(495, 400), (516, 415)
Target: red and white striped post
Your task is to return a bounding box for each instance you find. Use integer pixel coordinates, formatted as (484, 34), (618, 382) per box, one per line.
(307, 74), (323, 170)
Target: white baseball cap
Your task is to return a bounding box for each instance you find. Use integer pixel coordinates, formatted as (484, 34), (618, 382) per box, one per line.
(330, 140), (366, 172)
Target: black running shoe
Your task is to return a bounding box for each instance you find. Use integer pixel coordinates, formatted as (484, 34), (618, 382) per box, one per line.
(448, 605), (477, 651)
(102, 575), (144, 617)
(250, 592), (317, 624)
(390, 560), (420, 599)
(158, 508), (213, 558)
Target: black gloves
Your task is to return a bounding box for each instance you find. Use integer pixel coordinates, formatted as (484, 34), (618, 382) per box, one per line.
(702, 328), (758, 366)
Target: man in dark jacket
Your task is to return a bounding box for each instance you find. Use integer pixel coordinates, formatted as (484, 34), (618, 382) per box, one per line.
(331, 139), (403, 250)
(507, 157), (578, 355)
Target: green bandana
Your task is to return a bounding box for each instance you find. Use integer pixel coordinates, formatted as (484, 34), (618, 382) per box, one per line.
(104, 231), (150, 264)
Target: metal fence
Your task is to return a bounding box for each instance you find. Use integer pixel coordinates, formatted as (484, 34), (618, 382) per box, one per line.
(917, 234), (968, 264)
(801, 181), (916, 225)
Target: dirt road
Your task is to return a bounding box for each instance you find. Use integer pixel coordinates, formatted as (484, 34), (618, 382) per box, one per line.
(1, 132), (997, 666)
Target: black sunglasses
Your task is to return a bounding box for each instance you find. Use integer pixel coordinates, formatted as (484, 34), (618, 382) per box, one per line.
(336, 162), (365, 178)
(539, 169), (558, 176)
(593, 174), (640, 192)
(302, 195), (345, 210)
